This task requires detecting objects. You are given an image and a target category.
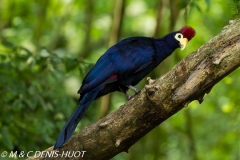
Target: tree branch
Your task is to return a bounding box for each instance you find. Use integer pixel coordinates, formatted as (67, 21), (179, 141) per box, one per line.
(28, 19), (240, 160)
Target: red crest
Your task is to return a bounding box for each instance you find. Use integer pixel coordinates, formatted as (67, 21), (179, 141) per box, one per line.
(179, 26), (196, 41)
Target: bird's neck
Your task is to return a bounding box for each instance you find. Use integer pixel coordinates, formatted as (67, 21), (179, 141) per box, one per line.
(154, 32), (179, 61)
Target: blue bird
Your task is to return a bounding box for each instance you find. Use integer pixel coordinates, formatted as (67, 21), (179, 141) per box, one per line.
(54, 26), (196, 149)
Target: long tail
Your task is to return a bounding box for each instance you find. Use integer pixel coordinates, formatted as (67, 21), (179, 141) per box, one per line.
(54, 85), (104, 149)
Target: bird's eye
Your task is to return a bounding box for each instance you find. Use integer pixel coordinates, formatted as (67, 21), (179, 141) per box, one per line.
(175, 33), (183, 41)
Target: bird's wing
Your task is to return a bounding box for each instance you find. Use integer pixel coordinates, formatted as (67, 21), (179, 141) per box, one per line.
(79, 37), (155, 94)
(79, 58), (117, 94)
(133, 61), (152, 73)
(110, 37), (155, 78)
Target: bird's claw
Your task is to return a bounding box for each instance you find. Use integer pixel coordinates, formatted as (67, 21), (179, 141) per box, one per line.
(126, 95), (132, 101)
(125, 91), (140, 101)
(121, 85), (141, 101)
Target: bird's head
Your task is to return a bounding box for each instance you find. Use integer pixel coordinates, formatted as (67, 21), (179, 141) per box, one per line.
(175, 26), (196, 50)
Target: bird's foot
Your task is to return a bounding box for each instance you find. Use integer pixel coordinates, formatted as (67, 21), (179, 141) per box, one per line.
(125, 92), (141, 101)
(126, 85), (140, 94)
(126, 95), (132, 101)
(124, 93), (138, 101)
(121, 85), (140, 101)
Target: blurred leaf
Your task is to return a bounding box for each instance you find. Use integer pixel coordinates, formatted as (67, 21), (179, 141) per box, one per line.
(192, 1), (202, 12)
(65, 58), (78, 72)
(18, 46), (33, 56)
(1, 39), (15, 48)
(1, 127), (13, 150)
(178, 0), (191, 9)
(0, 54), (7, 61)
(205, 0), (211, 10)
(233, 0), (240, 17)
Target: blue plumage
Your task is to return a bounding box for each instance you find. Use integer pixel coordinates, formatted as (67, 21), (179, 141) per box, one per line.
(54, 27), (195, 149)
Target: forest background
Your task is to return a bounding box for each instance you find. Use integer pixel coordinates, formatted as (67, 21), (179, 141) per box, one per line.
(0, 0), (239, 160)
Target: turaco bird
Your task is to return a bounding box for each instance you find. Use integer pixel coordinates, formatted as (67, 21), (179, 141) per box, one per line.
(54, 26), (196, 149)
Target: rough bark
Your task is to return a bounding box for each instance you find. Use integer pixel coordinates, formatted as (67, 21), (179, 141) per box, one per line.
(28, 19), (240, 160)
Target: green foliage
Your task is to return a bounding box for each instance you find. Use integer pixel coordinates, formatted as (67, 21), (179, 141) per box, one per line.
(233, 0), (240, 17)
(0, 0), (239, 160)
(0, 42), (80, 151)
